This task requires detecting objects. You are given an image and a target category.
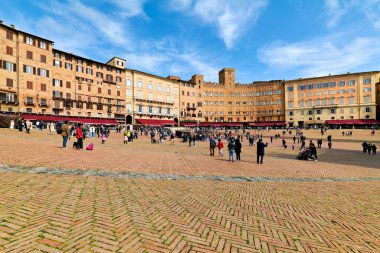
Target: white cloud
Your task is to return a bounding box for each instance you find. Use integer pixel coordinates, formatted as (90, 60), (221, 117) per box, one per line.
(112, 0), (148, 18)
(325, 0), (344, 28)
(124, 53), (171, 73)
(65, 0), (131, 46)
(324, 0), (380, 30)
(168, 0), (192, 11)
(258, 36), (380, 77)
(26, 0), (141, 60)
(362, 0), (380, 31)
(123, 35), (221, 81)
(169, 0), (268, 48)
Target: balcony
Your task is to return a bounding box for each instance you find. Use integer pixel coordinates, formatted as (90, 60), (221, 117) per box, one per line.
(135, 98), (174, 105)
(39, 103), (49, 108)
(186, 107), (196, 111)
(25, 100), (36, 106)
(104, 79), (116, 85)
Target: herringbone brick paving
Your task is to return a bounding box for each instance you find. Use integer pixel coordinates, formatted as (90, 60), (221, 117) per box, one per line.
(0, 173), (379, 252)
(0, 129), (379, 179)
(0, 128), (379, 252)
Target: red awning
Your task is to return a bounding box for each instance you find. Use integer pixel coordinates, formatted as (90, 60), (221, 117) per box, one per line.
(181, 122), (197, 127)
(250, 121), (286, 127)
(135, 118), (176, 126)
(195, 122), (243, 127)
(326, 119), (380, 125)
(21, 114), (118, 125)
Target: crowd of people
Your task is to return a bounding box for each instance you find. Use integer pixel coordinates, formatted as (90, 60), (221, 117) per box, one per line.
(11, 116), (378, 161)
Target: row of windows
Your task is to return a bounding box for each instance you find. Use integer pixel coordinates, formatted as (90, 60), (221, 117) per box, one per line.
(289, 78), (371, 92)
(127, 80), (178, 94)
(0, 60), (17, 72)
(204, 99), (282, 106)
(137, 105), (175, 115)
(53, 52), (119, 73)
(288, 96), (371, 108)
(204, 110), (282, 115)
(294, 87), (372, 98)
(134, 91), (173, 102)
(23, 36), (48, 50)
(289, 107), (372, 116)
(23, 65), (49, 77)
(181, 90), (200, 97)
(23, 106), (114, 118)
(204, 90), (282, 97)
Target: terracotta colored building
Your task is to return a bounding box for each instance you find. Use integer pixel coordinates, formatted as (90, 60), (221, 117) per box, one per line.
(0, 22), (53, 114)
(197, 68), (286, 127)
(174, 74), (204, 125)
(0, 22), (126, 124)
(284, 71), (380, 127)
(125, 69), (180, 126)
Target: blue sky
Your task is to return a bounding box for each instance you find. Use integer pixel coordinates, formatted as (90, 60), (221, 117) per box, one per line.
(1, 0), (380, 82)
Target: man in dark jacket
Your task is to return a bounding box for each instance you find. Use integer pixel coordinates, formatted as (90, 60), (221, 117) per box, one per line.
(257, 139), (268, 164)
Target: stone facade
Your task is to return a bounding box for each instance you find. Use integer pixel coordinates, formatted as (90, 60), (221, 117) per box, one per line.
(0, 23), (126, 122)
(125, 69), (180, 124)
(201, 68), (285, 124)
(285, 72), (380, 127)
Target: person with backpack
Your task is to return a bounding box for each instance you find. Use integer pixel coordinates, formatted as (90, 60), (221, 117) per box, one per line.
(209, 136), (216, 156)
(228, 139), (235, 162)
(235, 138), (242, 162)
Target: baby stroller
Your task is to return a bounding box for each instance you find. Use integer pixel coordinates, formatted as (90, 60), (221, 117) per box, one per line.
(297, 148), (311, 160)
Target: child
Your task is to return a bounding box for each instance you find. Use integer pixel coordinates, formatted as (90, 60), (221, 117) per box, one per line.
(101, 133), (107, 144)
(217, 139), (224, 157)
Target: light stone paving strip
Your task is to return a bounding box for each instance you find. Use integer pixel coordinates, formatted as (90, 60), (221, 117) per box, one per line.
(0, 164), (379, 182)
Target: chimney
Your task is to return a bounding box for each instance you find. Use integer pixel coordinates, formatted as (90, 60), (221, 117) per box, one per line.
(10, 24), (15, 28)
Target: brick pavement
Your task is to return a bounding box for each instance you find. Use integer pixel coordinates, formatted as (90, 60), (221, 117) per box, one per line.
(0, 128), (379, 252)
(0, 129), (379, 179)
(0, 172), (379, 252)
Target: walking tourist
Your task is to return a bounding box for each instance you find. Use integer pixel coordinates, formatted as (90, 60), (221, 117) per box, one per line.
(209, 136), (216, 156)
(235, 138), (242, 162)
